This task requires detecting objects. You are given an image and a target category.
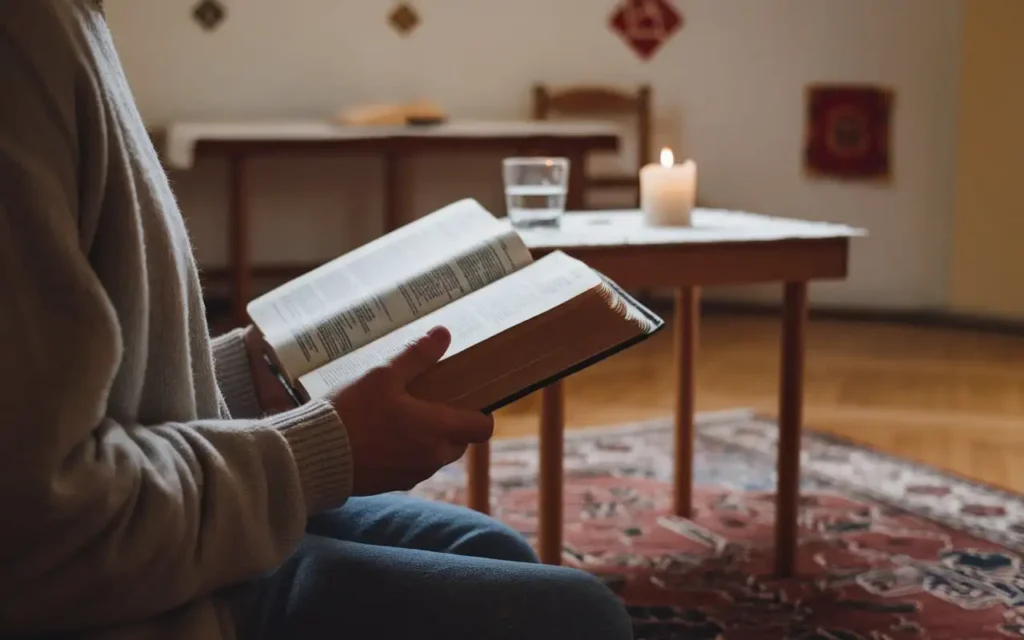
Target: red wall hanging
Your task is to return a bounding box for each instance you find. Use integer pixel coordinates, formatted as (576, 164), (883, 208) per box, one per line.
(805, 84), (894, 182)
(609, 0), (683, 61)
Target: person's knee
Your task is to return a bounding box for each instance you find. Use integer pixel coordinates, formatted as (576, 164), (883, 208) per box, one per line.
(449, 515), (540, 564)
(531, 567), (633, 640)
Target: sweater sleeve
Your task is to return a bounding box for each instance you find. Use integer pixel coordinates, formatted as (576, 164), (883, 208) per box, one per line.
(211, 328), (265, 419)
(0, 13), (353, 635)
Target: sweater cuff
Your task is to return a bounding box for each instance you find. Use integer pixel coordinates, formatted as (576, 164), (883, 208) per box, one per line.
(270, 400), (353, 515)
(211, 328), (263, 419)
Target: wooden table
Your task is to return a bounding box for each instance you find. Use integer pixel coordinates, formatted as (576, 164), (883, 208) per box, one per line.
(161, 120), (620, 325)
(465, 209), (863, 577)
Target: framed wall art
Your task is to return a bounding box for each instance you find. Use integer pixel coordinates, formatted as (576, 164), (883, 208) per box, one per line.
(804, 84), (894, 182)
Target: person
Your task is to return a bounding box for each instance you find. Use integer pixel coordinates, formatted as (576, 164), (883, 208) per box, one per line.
(0, 2), (634, 639)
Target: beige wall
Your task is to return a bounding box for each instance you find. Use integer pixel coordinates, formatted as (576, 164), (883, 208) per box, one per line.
(107, 0), (962, 309)
(949, 0), (1024, 320)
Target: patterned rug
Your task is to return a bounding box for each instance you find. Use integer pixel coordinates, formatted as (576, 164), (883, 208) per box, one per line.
(413, 409), (1024, 640)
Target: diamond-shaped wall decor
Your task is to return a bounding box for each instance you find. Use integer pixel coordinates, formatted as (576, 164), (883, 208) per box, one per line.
(609, 0), (683, 61)
(388, 3), (420, 36)
(193, 0), (226, 31)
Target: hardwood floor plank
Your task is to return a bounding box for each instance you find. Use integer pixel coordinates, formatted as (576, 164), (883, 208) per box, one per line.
(493, 313), (1024, 493)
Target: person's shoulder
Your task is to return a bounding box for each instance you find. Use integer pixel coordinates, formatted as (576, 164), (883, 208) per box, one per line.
(0, 0), (88, 101)
(0, 0), (80, 30)
(0, 0), (87, 62)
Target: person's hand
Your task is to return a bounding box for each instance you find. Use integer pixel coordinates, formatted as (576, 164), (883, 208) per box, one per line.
(242, 325), (298, 415)
(333, 326), (494, 495)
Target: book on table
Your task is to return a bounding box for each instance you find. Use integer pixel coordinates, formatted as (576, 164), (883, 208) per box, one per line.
(247, 199), (664, 413)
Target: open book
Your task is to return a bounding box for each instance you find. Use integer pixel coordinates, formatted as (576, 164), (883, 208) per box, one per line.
(247, 199), (664, 413)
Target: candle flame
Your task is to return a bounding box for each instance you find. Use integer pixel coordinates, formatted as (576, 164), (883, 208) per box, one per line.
(660, 147), (674, 168)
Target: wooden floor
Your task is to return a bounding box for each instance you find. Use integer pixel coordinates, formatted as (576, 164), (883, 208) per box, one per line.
(493, 311), (1024, 494)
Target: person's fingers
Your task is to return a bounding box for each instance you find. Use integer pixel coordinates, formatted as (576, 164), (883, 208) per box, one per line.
(443, 441), (470, 466)
(387, 326), (451, 383)
(402, 398), (495, 443)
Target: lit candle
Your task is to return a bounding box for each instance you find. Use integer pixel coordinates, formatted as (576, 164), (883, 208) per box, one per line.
(639, 148), (696, 227)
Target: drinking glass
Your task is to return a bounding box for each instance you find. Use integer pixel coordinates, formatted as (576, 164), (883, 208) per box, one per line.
(502, 157), (569, 228)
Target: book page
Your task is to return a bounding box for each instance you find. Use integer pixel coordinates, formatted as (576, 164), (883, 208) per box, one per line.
(298, 252), (602, 400)
(247, 199), (533, 380)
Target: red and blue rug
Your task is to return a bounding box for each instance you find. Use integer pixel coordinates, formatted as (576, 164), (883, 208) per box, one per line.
(414, 410), (1024, 640)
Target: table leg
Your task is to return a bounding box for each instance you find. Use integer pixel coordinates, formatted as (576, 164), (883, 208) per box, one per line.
(466, 442), (490, 515)
(228, 154), (251, 326)
(564, 148), (587, 211)
(673, 287), (700, 518)
(775, 281), (808, 578)
(381, 148), (406, 233)
(538, 379), (565, 565)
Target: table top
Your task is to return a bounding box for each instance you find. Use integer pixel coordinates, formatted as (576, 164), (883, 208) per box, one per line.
(518, 209), (865, 251)
(162, 119), (621, 169)
(518, 209), (864, 287)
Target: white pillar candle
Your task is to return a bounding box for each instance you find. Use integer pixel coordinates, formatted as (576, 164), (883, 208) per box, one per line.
(640, 148), (696, 227)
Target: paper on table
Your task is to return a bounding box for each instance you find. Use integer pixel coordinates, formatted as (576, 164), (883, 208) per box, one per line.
(247, 199), (533, 380)
(297, 252), (602, 400)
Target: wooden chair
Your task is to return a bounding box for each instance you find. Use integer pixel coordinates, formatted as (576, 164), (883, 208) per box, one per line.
(532, 84), (652, 208)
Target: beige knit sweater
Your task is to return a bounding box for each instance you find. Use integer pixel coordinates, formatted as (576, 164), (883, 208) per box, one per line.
(0, 2), (354, 638)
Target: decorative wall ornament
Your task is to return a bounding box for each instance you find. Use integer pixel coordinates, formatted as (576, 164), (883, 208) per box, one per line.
(192, 0), (226, 31)
(805, 84), (894, 182)
(388, 3), (421, 37)
(609, 0), (683, 61)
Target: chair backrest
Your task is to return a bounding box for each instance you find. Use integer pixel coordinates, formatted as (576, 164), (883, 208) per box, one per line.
(532, 84), (652, 171)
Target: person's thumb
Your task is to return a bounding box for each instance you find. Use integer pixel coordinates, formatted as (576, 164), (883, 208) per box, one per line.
(388, 326), (451, 384)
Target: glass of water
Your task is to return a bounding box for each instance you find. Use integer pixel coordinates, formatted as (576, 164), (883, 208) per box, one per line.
(502, 157), (569, 228)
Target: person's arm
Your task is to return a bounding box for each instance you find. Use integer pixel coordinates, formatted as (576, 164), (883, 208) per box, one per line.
(0, 20), (352, 634)
(211, 328), (265, 418)
(211, 327), (303, 418)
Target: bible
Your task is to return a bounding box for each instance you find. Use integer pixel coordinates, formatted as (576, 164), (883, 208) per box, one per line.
(247, 199), (664, 413)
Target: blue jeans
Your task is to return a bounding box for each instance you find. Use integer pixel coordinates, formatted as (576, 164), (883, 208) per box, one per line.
(226, 494), (633, 640)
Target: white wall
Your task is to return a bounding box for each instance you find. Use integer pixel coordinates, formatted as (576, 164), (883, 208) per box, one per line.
(106, 0), (963, 309)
